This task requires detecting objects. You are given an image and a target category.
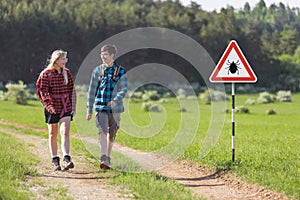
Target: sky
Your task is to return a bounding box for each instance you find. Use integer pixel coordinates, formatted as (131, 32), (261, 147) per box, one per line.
(179, 0), (299, 11)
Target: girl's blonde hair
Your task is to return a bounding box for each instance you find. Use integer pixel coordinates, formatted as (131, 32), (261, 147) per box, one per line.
(45, 49), (68, 84)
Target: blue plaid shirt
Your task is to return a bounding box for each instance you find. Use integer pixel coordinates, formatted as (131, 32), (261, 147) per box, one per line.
(87, 63), (128, 114)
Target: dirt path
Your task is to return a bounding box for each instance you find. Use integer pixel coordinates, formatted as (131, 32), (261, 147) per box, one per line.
(113, 143), (290, 200)
(0, 122), (131, 200)
(0, 119), (292, 200)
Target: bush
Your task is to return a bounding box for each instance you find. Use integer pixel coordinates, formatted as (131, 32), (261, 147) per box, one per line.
(177, 88), (186, 98)
(149, 93), (160, 101)
(276, 90), (292, 102)
(245, 98), (255, 105)
(141, 102), (161, 112)
(159, 98), (168, 104)
(177, 95), (186, 99)
(163, 92), (172, 98)
(199, 89), (229, 104)
(266, 108), (276, 115)
(128, 91), (143, 103)
(235, 106), (250, 114)
(75, 84), (88, 98)
(129, 91), (143, 99)
(141, 102), (153, 112)
(236, 84), (259, 93)
(187, 95), (197, 100)
(199, 90), (211, 104)
(141, 90), (161, 101)
(0, 90), (8, 100)
(257, 92), (275, 104)
(178, 107), (187, 112)
(5, 81), (29, 105)
(149, 104), (160, 112)
(142, 93), (150, 101)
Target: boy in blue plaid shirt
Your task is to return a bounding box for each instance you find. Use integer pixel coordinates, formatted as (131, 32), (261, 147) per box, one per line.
(86, 44), (128, 169)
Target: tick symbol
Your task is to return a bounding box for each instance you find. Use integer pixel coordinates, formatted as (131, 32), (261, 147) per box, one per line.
(226, 60), (242, 75)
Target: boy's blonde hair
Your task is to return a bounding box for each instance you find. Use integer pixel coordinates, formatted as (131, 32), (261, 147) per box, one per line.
(101, 44), (117, 56)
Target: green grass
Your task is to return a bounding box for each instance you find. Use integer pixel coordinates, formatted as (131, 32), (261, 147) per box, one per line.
(0, 123), (48, 138)
(109, 94), (300, 199)
(0, 100), (77, 133)
(0, 100), (44, 127)
(208, 94), (300, 199)
(0, 131), (38, 200)
(110, 172), (200, 200)
(0, 99), (203, 200)
(1, 94), (300, 199)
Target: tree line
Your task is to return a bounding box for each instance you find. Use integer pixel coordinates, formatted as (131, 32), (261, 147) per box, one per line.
(0, 0), (299, 91)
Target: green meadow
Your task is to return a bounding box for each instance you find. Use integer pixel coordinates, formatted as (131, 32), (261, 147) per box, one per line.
(0, 99), (201, 200)
(0, 93), (300, 199)
(76, 93), (300, 199)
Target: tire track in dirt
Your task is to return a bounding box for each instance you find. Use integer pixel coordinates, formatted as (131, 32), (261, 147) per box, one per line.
(0, 119), (292, 200)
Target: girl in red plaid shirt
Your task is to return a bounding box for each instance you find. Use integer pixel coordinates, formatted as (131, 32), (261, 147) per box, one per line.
(36, 50), (76, 171)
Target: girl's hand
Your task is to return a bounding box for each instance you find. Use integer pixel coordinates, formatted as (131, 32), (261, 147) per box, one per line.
(49, 107), (56, 114)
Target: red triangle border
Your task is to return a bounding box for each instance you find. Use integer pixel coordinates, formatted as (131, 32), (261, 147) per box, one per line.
(209, 40), (257, 83)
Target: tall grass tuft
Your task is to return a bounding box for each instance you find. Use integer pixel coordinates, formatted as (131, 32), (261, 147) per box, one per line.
(0, 132), (38, 200)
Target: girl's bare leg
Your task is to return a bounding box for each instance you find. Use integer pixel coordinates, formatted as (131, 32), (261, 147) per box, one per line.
(48, 123), (59, 157)
(59, 116), (71, 156)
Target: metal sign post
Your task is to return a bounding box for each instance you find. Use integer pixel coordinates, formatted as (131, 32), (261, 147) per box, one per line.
(209, 40), (257, 162)
(231, 83), (235, 162)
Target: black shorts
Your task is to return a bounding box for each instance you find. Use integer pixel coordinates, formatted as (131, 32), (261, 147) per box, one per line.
(44, 109), (73, 124)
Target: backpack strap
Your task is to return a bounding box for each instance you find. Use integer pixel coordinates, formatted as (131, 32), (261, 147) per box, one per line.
(112, 62), (121, 81)
(100, 62), (121, 80)
(95, 65), (104, 97)
(94, 63), (121, 97)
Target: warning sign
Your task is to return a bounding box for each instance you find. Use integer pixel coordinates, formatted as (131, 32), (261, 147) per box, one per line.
(209, 40), (257, 83)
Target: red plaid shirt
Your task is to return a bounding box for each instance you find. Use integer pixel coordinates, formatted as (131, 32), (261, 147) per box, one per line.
(37, 68), (76, 114)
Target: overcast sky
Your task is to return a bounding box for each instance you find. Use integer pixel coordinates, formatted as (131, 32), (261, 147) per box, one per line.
(179, 0), (299, 11)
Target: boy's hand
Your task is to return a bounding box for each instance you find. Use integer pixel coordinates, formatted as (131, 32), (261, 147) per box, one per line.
(86, 114), (92, 120)
(108, 101), (116, 108)
(71, 110), (76, 117)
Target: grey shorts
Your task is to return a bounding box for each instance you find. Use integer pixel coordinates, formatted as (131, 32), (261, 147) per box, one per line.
(95, 112), (121, 138)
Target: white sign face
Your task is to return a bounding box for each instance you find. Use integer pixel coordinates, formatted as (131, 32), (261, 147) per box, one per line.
(209, 40), (257, 83)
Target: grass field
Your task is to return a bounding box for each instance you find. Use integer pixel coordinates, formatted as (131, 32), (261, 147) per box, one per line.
(0, 92), (300, 199)
(120, 94), (300, 199)
(0, 100), (201, 200)
(79, 93), (300, 199)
